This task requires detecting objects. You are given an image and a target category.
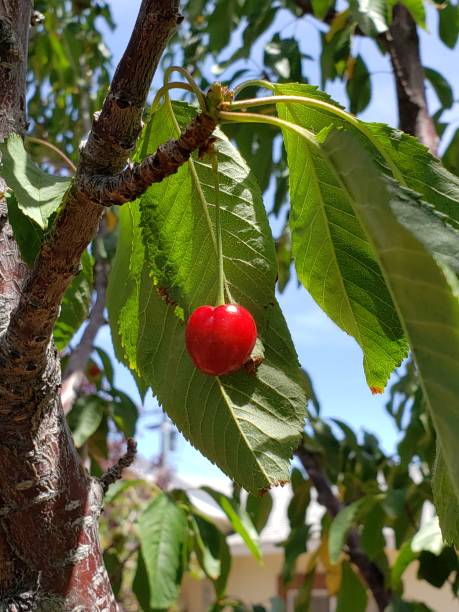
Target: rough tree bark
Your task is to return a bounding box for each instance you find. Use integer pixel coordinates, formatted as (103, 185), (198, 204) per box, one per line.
(0, 1), (216, 609)
(386, 5), (438, 154)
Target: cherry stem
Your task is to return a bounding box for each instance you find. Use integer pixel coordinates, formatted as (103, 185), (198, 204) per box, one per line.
(210, 148), (226, 306)
(162, 84), (233, 306)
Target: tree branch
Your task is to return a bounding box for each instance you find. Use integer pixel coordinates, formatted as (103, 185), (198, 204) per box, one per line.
(0, 1), (30, 138)
(99, 438), (138, 494)
(385, 5), (438, 154)
(295, 445), (391, 612)
(78, 112), (216, 206)
(79, 0), (183, 175)
(1, 0), (216, 376)
(0, 1), (208, 606)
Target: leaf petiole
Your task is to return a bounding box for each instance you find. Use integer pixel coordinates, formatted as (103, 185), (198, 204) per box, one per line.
(219, 110), (318, 146)
(163, 66), (207, 112)
(232, 79), (274, 98)
(224, 95), (406, 186)
(150, 81), (196, 114)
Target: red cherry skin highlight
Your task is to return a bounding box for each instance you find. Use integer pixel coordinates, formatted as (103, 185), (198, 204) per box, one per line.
(185, 304), (257, 376)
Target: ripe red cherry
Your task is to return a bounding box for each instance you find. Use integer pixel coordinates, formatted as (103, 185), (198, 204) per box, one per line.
(185, 304), (257, 376)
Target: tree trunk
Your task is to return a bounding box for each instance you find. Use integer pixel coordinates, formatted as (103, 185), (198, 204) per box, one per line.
(386, 5), (438, 154)
(0, 1), (212, 608)
(0, 2), (116, 609)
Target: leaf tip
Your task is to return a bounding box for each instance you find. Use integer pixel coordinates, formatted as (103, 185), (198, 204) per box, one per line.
(370, 386), (384, 395)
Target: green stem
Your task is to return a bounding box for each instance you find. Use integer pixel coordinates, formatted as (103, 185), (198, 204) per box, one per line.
(210, 150), (225, 306)
(26, 136), (76, 173)
(150, 81), (196, 114)
(163, 66), (207, 112)
(225, 95), (406, 186)
(232, 79), (274, 98)
(164, 91), (233, 304)
(164, 92), (182, 137)
(219, 111), (318, 145)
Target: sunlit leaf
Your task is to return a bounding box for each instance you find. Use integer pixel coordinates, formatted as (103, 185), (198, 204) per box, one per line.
(202, 487), (261, 561)
(107, 102), (307, 493)
(322, 128), (459, 544)
(274, 83), (408, 392)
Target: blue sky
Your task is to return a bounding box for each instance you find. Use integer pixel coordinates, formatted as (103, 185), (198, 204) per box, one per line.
(96, 1), (458, 478)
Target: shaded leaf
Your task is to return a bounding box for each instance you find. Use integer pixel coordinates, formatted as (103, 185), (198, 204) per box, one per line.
(208, 0), (235, 52)
(417, 547), (458, 588)
(6, 193), (42, 266)
(95, 346), (115, 386)
(361, 503), (386, 560)
(312, 0), (335, 20)
(442, 127), (459, 177)
(134, 493), (188, 610)
(346, 55), (371, 115)
(0, 133), (70, 229)
(287, 470), (311, 528)
(322, 128), (459, 544)
(264, 35), (303, 82)
(433, 446), (459, 546)
(111, 388), (138, 438)
(424, 67), (454, 109)
(103, 550), (123, 598)
(54, 250), (94, 350)
(336, 562), (368, 612)
(67, 395), (105, 448)
(107, 102), (307, 493)
(282, 524), (309, 583)
(192, 513), (231, 596)
(439, 1), (459, 49)
(246, 492), (273, 533)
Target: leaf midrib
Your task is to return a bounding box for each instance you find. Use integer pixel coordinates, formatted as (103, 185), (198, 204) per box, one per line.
(285, 106), (365, 347)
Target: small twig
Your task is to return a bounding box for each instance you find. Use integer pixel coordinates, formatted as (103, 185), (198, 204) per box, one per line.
(77, 111), (216, 206)
(99, 438), (138, 494)
(26, 136), (76, 173)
